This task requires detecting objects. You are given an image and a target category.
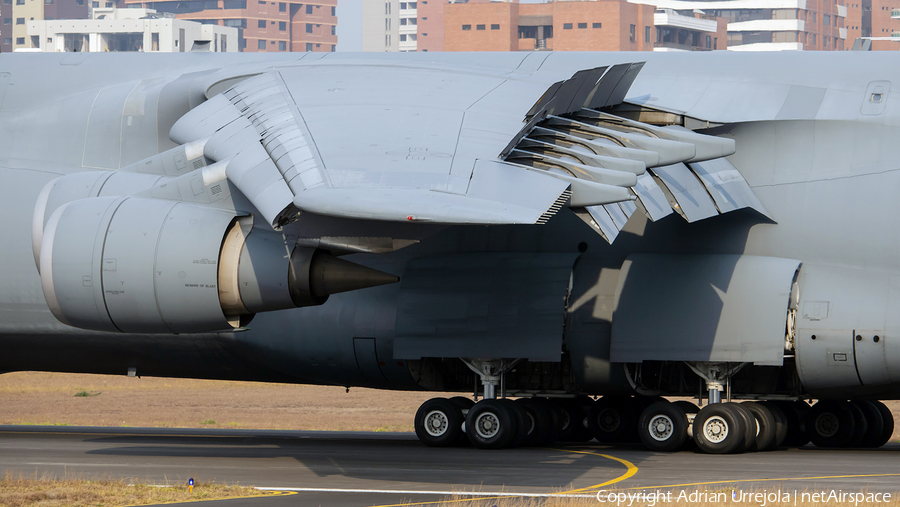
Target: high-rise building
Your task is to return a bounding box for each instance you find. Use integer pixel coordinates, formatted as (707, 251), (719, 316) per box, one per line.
(26, 7), (237, 51)
(428, 0), (725, 52)
(2, 0), (89, 53)
(359, 0), (417, 51)
(123, 0), (337, 52)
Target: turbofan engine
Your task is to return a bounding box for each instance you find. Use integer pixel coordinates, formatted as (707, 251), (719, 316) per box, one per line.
(37, 195), (397, 334)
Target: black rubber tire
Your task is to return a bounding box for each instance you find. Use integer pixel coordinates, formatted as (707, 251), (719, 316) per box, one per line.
(693, 403), (748, 454)
(466, 399), (518, 449)
(514, 398), (553, 446)
(730, 403), (757, 453)
(552, 399), (584, 442)
(773, 400), (811, 447)
(415, 397), (465, 447)
(503, 399), (530, 448)
(449, 396), (475, 410)
(638, 401), (688, 452)
(673, 401), (700, 414)
(742, 402), (778, 452)
(568, 397), (596, 442)
(758, 401), (789, 448)
(534, 397), (563, 444)
(806, 400), (855, 448)
(845, 401), (869, 447)
(870, 400), (895, 447)
(587, 396), (638, 443)
(855, 401), (885, 448)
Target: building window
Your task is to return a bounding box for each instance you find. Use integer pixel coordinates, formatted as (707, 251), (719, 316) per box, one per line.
(1, 0), (8, 5)
(258, 19), (266, 28)
(2, 18), (8, 25)
(331, 25), (335, 34)
(15, 18), (23, 24)
(279, 21), (285, 30)
(423, 32), (427, 36)
(306, 23), (312, 32)
(45, 0), (53, 4)
(106, 1), (112, 6)
(306, 4), (312, 13)
(563, 22), (572, 29)
(400, 17), (406, 25)
(476, 24), (484, 30)
(462, 24), (470, 30)
(279, 40), (286, 50)
(629, 24), (636, 41)
(15, 37), (24, 45)
(331, 44), (335, 51)
(824, 13), (831, 24)
(706, 34), (711, 47)
(400, 1), (406, 7)
(491, 23), (499, 30)
(306, 42), (312, 51)
(279, 1), (285, 10)
(224, 19), (247, 28)
(223, 0), (245, 8)
(16, 0), (24, 4)
(331, 6), (335, 15)
(578, 22), (587, 28)
(47, 37), (52, 43)
(2, 38), (10, 44)
(258, 39), (266, 49)
(400, 34), (406, 41)
(644, 25), (650, 42)
(593, 22), (601, 28)
(714, 37), (717, 49)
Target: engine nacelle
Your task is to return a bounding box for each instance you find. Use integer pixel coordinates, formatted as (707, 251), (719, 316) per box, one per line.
(39, 196), (399, 334)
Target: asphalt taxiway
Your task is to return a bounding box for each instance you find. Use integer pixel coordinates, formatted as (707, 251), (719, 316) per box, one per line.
(1, 426), (898, 506)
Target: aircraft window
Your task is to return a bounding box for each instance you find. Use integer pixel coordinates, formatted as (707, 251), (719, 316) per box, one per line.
(871, 93), (883, 103)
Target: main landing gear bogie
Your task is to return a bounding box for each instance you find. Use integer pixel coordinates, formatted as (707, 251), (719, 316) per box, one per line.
(413, 395), (896, 453)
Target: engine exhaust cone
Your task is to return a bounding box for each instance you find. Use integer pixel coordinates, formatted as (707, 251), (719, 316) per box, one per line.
(289, 248), (399, 307)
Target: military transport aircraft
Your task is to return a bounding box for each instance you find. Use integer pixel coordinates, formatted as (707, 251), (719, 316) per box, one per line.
(1, 50), (897, 454)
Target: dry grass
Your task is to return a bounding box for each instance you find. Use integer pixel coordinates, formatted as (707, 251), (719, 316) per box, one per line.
(0, 471), (266, 507)
(428, 488), (900, 507)
(0, 371), (444, 432)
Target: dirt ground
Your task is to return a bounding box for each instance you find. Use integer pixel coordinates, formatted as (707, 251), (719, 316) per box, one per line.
(0, 372), (898, 442)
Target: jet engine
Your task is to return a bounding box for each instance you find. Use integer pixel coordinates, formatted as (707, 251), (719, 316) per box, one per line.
(38, 196), (397, 334)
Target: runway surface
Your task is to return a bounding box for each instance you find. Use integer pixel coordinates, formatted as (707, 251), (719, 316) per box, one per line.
(1, 426), (898, 506)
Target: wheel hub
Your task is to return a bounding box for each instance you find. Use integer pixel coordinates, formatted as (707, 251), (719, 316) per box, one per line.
(648, 414), (674, 442)
(475, 412), (501, 439)
(703, 415), (729, 444)
(815, 412), (840, 438)
(598, 408), (621, 433)
(424, 410), (449, 437)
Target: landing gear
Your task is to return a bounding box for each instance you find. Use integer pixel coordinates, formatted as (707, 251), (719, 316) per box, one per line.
(806, 399), (895, 448)
(414, 397), (466, 447)
(465, 399), (518, 449)
(692, 403), (752, 454)
(637, 401), (689, 452)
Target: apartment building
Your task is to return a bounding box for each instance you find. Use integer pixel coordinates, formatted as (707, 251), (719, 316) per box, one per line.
(2, 0), (89, 53)
(25, 7), (237, 51)
(431, 0), (725, 52)
(123, 0), (337, 52)
(360, 0), (417, 51)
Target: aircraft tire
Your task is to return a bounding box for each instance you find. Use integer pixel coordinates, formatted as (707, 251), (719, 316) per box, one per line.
(742, 402), (778, 452)
(870, 401), (894, 448)
(552, 399), (584, 442)
(672, 401), (700, 450)
(514, 398), (553, 446)
(757, 401), (789, 447)
(415, 397), (465, 447)
(466, 399), (518, 449)
(449, 396), (475, 410)
(854, 401), (885, 448)
(693, 403), (748, 454)
(504, 399), (530, 448)
(567, 396), (596, 442)
(845, 401), (869, 447)
(730, 403), (758, 452)
(772, 400), (810, 447)
(806, 400), (855, 448)
(638, 401), (688, 452)
(587, 396), (638, 443)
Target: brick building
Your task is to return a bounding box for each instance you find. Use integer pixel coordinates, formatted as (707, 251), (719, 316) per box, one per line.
(124, 0), (337, 52)
(423, 0), (726, 52)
